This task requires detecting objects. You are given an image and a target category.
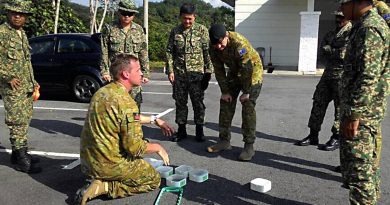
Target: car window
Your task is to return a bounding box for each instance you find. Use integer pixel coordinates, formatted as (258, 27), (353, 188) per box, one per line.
(58, 38), (93, 53)
(30, 39), (55, 55)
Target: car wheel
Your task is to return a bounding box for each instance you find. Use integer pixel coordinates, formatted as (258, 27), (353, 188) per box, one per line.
(72, 75), (100, 103)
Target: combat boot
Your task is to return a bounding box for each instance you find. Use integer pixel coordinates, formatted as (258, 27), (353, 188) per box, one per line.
(172, 124), (187, 142)
(319, 134), (340, 151)
(207, 140), (231, 153)
(14, 147), (42, 174)
(295, 131), (319, 146)
(11, 149), (40, 164)
(75, 179), (108, 205)
(195, 124), (205, 142)
(238, 143), (255, 161)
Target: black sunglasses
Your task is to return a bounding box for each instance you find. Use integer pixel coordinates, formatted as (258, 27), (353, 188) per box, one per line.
(119, 10), (135, 17)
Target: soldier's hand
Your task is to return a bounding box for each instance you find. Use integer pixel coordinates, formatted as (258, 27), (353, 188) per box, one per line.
(156, 118), (175, 136)
(168, 73), (175, 84)
(142, 77), (150, 84)
(342, 118), (359, 140)
(239, 94), (250, 103)
(102, 74), (112, 82)
(157, 146), (170, 166)
(221, 94), (232, 102)
(9, 78), (21, 90)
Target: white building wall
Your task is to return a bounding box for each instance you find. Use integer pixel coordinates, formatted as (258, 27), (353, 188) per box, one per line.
(235, 0), (307, 68)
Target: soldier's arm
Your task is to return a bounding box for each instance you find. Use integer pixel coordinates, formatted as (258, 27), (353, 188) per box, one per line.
(120, 111), (148, 158)
(139, 31), (150, 79)
(237, 45), (255, 94)
(202, 27), (214, 74)
(210, 49), (229, 94)
(0, 33), (17, 84)
(100, 25), (110, 76)
(320, 31), (333, 57)
(349, 27), (386, 120)
(165, 29), (175, 74)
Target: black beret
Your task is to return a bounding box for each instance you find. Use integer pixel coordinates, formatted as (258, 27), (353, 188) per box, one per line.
(209, 24), (226, 45)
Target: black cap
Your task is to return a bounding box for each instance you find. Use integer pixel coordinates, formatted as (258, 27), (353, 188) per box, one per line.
(209, 24), (226, 45)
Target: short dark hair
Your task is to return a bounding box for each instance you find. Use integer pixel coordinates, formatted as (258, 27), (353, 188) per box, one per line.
(180, 3), (196, 15)
(110, 53), (139, 81)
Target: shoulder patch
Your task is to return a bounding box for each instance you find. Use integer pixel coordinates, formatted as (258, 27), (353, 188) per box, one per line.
(133, 113), (140, 121)
(239, 48), (247, 57)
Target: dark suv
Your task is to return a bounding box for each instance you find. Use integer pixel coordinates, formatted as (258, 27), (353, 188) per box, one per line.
(29, 33), (104, 102)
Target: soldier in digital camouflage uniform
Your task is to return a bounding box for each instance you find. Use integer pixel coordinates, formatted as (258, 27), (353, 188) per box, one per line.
(100, 0), (149, 111)
(0, 0), (41, 174)
(76, 54), (174, 205)
(296, 11), (352, 151)
(338, 0), (390, 204)
(206, 24), (263, 161)
(165, 3), (213, 142)
(374, 0), (390, 25)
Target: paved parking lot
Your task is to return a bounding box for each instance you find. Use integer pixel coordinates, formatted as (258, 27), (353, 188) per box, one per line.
(0, 73), (389, 205)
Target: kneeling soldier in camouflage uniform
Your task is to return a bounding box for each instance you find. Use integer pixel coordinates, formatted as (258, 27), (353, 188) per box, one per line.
(76, 54), (174, 205)
(0, 0), (41, 174)
(207, 24), (263, 161)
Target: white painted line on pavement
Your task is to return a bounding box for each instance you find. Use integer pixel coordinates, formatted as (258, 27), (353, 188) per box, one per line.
(0, 148), (79, 158)
(143, 92), (171, 95)
(62, 158), (80, 170)
(149, 80), (218, 85)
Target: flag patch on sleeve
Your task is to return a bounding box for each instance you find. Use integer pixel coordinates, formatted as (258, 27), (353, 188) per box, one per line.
(239, 48), (247, 57)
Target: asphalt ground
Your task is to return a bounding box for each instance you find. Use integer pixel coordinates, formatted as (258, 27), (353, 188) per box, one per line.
(0, 73), (389, 205)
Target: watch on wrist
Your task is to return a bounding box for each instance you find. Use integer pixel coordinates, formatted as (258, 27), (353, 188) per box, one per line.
(150, 115), (157, 124)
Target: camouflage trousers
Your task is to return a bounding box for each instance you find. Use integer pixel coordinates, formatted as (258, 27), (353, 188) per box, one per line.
(308, 77), (341, 134)
(1, 91), (33, 150)
(340, 121), (382, 205)
(130, 86), (142, 112)
(219, 83), (262, 144)
(104, 159), (160, 198)
(172, 78), (205, 125)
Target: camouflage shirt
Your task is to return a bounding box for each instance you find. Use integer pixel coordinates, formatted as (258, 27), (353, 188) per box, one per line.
(101, 21), (149, 78)
(320, 21), (352, 80)
(0, 22), (37, 94)
(166, 23), (213, 79)
(80, 82), (147, 180)
(210, 31), (263, 94)
(341, 8), (390, 122)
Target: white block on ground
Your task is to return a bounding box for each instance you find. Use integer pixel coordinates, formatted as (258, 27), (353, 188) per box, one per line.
(250, 178), (272, 193)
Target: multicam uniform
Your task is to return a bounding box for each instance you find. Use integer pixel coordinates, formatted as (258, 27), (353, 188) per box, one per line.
(100, 22), (149, 109)
(340, 8), (390, 205)
(374, 0), (390, 26)
(0, 22), (38, 150)
(166, 23), (213, 125)
(307, 22), (352, 135)
(80, 82), (160, 198)
(210, 32), (263, 144)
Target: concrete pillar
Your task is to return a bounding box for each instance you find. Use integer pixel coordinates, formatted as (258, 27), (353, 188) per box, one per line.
(298, 11), (321, 74)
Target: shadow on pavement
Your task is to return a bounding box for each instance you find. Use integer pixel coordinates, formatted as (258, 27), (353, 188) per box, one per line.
(0, 151), (84, 205)
(30, 119), (83, 137)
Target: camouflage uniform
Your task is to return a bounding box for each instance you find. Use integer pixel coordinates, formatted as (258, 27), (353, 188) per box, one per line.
(340, 8), (390, 205)
(307, 22), (352, 135)
(210, 32), (263, 144)
(0, 22), (38, 150)
(166, 23), (213, 125)
(100, 20), (149, 110)
(374, 0), (390, 26)
(80, 82), (160, 198)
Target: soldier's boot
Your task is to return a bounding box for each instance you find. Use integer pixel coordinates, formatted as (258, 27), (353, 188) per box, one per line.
(295, 130), (319, 146)
(75, 179), (108, 205)
(11, 149), (40, 164)
(14, 147), (42, 174)
(319, 134), (340, 151)
(207, 140), (232, 153)
(172, 124), (187, 142)
(238, 143), (255, 161)
(195, 124), (205, 142)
